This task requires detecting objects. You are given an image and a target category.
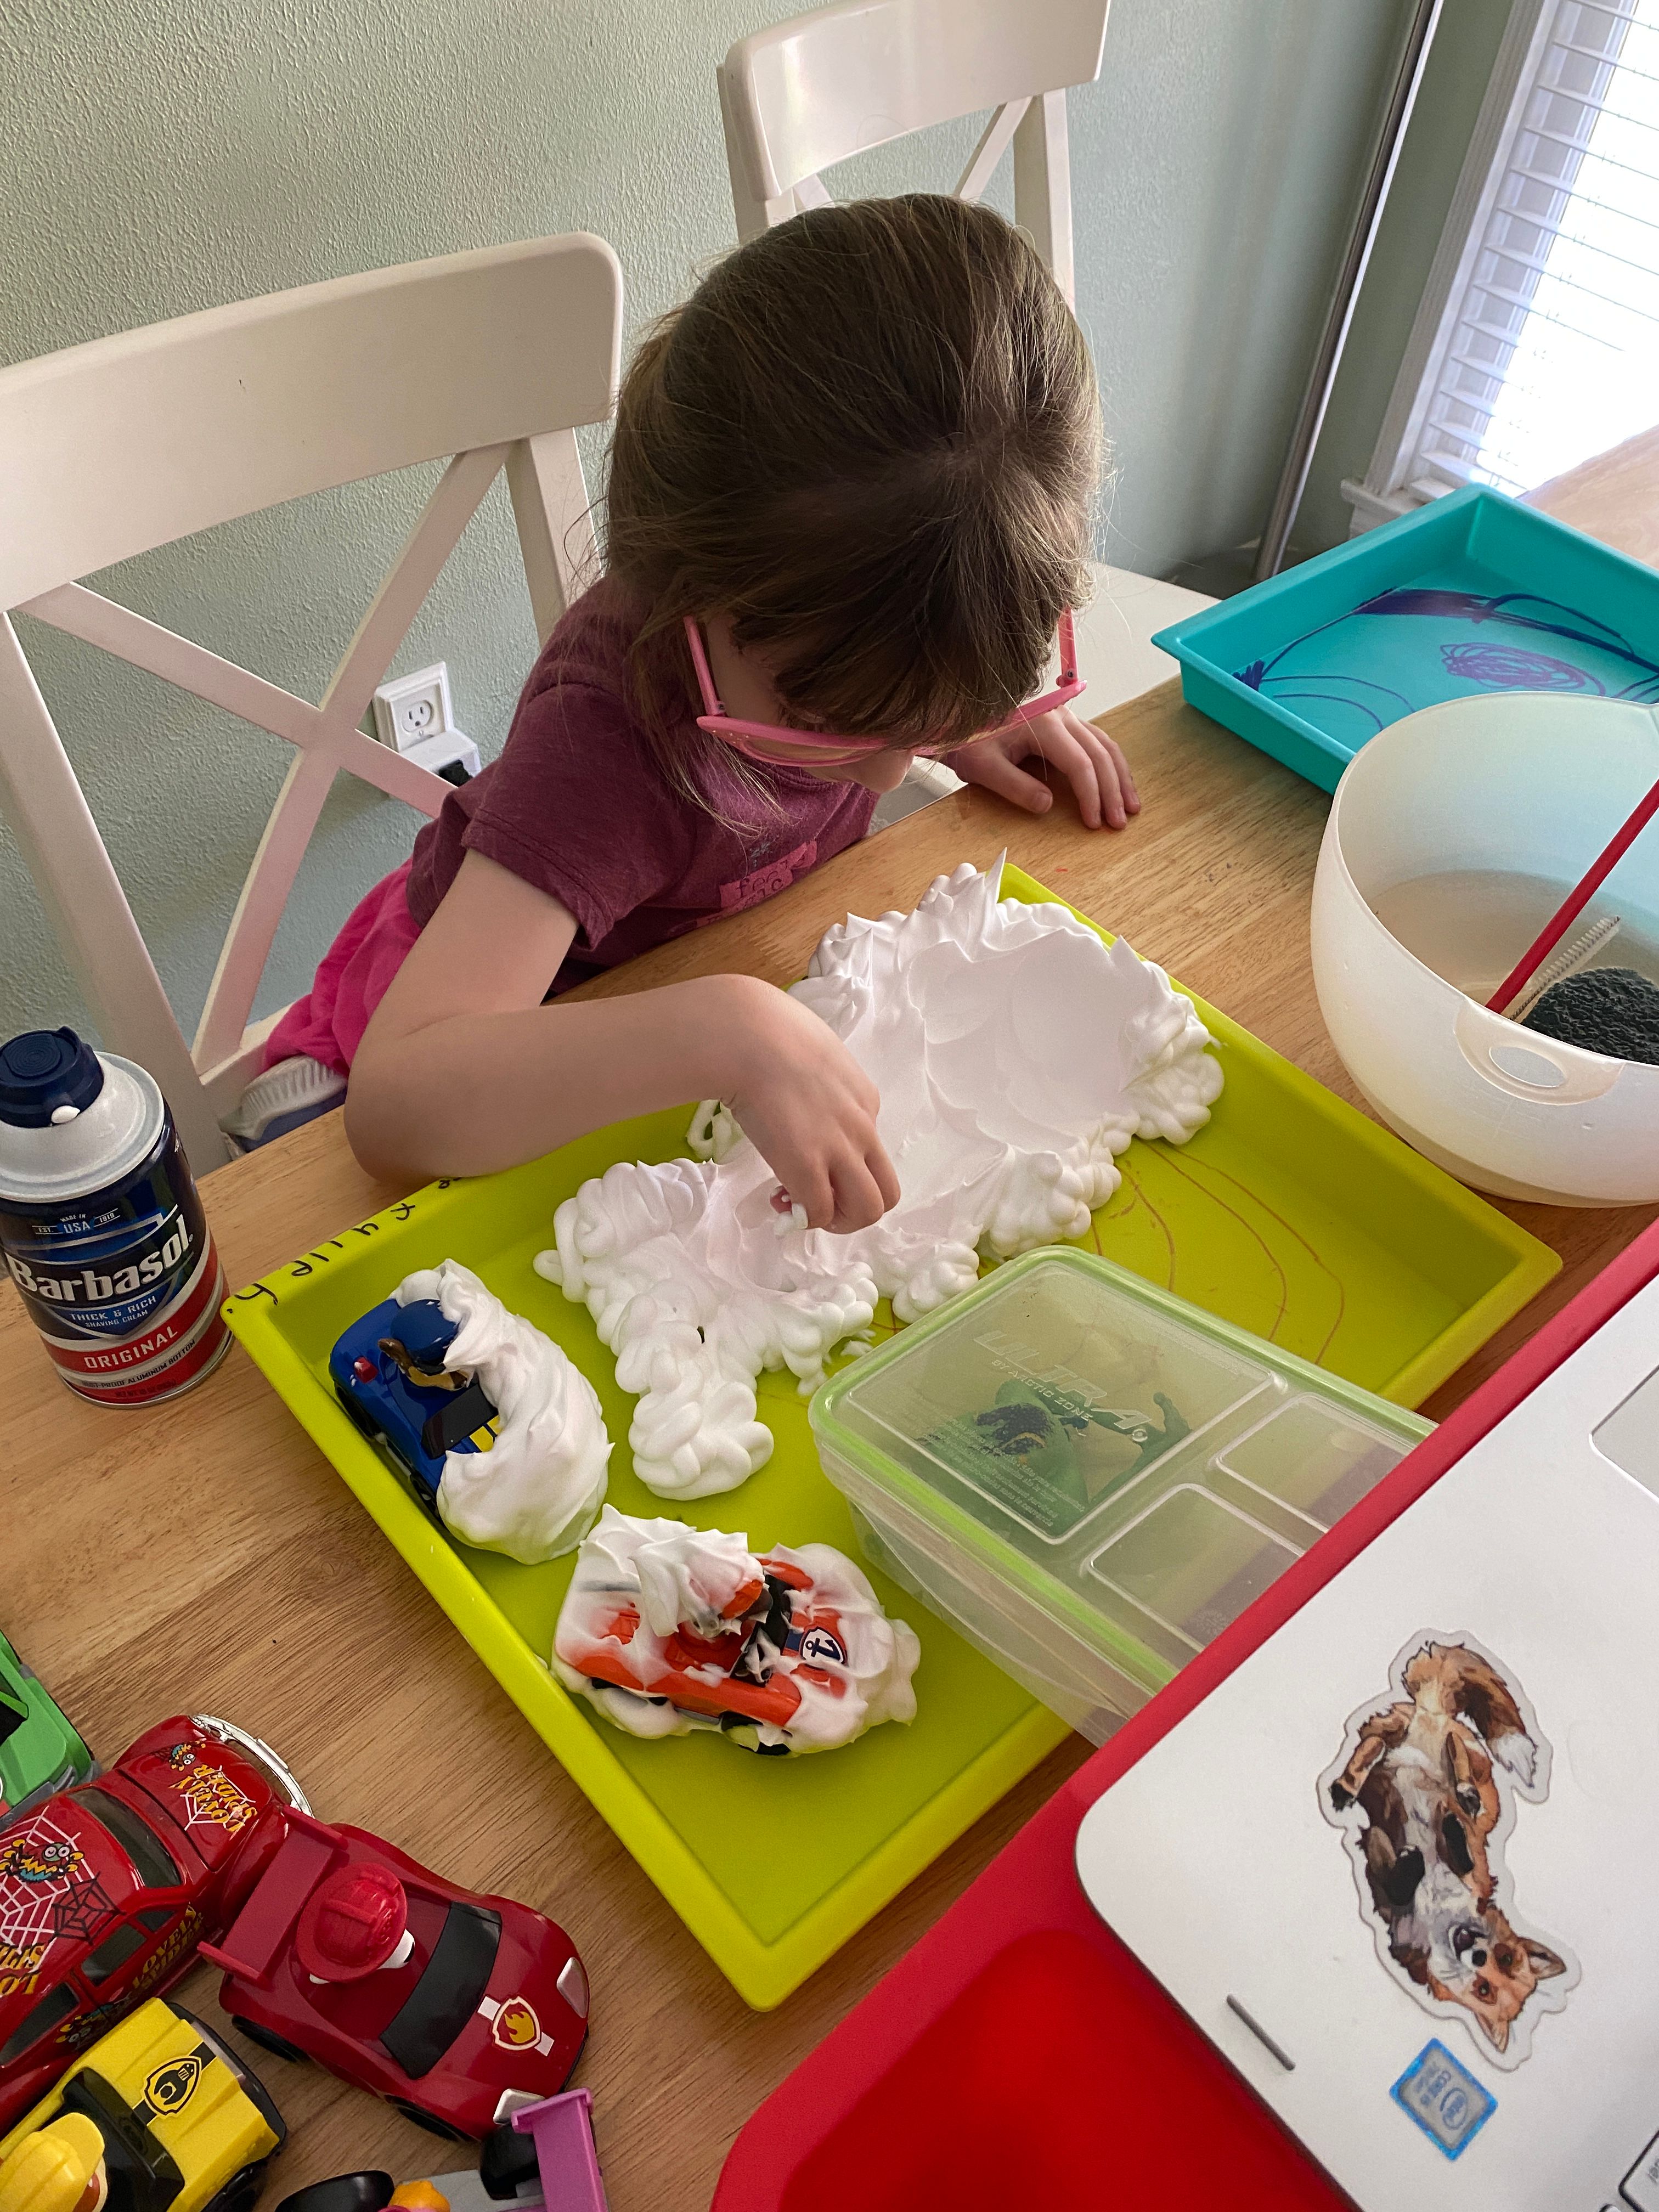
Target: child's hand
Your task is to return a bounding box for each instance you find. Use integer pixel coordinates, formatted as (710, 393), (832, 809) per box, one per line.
(726, 983), (900, 1235)
(949, 709), (1140, 830)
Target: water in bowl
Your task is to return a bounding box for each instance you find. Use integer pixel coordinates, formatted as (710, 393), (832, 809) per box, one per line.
(1369, 869), (1659, 1003)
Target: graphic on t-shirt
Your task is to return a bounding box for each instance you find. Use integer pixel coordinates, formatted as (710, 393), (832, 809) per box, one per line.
(710, 841), (819, 919)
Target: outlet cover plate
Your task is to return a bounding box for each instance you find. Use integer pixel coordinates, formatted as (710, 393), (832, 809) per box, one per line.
(373, 662), (459, 753)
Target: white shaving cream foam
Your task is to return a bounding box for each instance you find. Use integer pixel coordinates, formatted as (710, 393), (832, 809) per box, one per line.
(397, 1259), (611, 1564)
(535, 859), (1222, 1500)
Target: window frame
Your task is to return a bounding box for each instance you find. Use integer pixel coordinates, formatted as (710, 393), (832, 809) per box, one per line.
(377, 1903), (503, 2081)
(0, 1979), (82, 2066)
(70, 1784), (184, 1895)
(81, 1916), (156, 1986)
(1343, 0), (1562, 530)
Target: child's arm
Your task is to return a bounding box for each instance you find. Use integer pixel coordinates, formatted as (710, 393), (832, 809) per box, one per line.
(345, 851), (900, 1233)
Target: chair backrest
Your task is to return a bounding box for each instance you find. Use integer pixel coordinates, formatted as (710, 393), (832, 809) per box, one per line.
(716, 0), (1108, 305)
(0, 233), (622, 1169)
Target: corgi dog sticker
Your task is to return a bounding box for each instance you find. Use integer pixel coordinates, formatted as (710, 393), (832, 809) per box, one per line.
(1320, 1635), (1576, 2068)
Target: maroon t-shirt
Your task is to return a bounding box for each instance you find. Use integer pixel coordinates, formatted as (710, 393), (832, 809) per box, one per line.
(407, 580), (877, 993)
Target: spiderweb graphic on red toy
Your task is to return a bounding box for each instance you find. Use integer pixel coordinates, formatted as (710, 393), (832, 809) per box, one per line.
(0, 1815), (111, 1970)
(46, 1873), (119, 1946)
(172, 1760), (253, 1836)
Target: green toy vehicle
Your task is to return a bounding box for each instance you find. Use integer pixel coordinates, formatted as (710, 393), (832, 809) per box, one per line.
(926, 1378), (1191, 1539)
(0, 1633), (94, 1825)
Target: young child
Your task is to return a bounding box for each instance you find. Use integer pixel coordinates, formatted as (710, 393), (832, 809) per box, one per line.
(266, 194), (1138, 1232)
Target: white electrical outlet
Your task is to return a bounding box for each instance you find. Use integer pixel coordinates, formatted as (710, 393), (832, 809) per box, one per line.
(374, 662), (458, 752)
(371, 662), (479, 784)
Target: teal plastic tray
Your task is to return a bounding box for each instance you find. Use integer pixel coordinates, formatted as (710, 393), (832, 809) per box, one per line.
(1153, 485), (1659, 791)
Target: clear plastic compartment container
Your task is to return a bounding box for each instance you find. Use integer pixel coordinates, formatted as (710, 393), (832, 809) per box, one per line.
(811, 1248), (1431, 1741)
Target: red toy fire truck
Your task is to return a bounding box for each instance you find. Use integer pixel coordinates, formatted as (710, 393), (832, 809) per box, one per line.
(200, 1809), (588, 2144)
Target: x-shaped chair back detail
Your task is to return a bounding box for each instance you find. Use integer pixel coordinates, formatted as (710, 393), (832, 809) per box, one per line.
(0, 233), (623, 1167)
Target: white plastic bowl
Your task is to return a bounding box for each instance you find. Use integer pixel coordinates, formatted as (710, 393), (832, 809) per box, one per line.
(1311, 691), (1659, 1206)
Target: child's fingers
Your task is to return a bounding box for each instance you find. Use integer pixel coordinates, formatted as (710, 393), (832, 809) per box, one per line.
(789, 1158), (838, 1232)
(1074, 713), (1140, 815)
(1037, 720), (1110, 829)
(1054, 713), (1136, 830)
(867, 1136), (902, 1215)
(963, 743), (1054, 815)
(827, 1152), (891, 1234)
(1079, 727), (1128, 829)
(1111, 737), (1140, 812)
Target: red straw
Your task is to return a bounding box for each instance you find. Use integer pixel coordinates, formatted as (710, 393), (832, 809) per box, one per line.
(1487, 771), (1659, 1015)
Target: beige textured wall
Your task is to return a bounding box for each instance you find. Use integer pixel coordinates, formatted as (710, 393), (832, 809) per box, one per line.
(0, 0), (1411, 1047)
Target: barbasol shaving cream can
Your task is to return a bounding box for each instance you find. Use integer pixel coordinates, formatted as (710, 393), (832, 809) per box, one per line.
(0, 1028), (229, 1405)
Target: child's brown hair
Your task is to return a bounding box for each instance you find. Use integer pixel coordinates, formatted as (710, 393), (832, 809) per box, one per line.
(605, 193), (1101, 780)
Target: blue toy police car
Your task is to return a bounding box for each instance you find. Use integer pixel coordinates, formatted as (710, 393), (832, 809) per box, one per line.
(329, 1295), (499, 1514)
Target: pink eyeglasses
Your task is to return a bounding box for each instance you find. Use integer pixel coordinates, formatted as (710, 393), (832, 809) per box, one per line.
(682, 611), (1083, 768)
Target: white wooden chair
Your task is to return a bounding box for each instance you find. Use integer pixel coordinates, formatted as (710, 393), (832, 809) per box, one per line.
(716, 0), (1211, 816)
(0, 234), (622, 1171)
(717, 0), (1110, 306)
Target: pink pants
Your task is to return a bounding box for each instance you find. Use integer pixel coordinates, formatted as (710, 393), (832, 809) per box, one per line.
(264, 863), (421, 1075)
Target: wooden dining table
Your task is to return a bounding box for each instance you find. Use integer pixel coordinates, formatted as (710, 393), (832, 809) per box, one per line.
(5, 679), (1655, 2212)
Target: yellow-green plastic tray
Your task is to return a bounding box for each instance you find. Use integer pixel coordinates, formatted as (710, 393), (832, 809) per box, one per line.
(222, 866), (1557, 2007)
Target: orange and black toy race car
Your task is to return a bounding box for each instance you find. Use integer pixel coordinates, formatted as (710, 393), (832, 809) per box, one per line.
(551, 1509), (920, 1756)
(566, 1553), (821, 1748)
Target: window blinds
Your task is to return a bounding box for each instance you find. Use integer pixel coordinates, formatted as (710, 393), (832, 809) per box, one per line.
(1413, 0), (1659, 499)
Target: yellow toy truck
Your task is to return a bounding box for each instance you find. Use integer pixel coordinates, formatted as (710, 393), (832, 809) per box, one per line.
(0, 1998), (284, 2212)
